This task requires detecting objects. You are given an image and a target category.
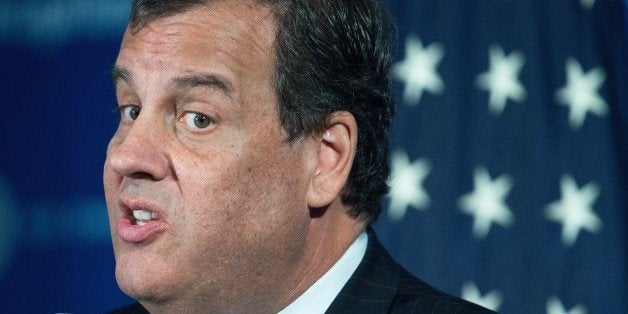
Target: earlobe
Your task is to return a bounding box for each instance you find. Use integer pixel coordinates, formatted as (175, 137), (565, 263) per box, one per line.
(307, 111), (357, 209)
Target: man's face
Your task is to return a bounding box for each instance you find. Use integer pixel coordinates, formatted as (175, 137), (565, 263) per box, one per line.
(104, 2), (315, 309)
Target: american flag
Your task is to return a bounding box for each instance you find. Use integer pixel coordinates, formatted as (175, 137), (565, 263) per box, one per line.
(373, 0), (627, 313)
(0, 0), (625, 312)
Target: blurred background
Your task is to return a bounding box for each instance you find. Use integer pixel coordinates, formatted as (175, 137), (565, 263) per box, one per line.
(0, 0), (626, 313)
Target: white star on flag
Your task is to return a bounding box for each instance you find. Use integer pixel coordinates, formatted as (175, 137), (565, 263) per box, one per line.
(580, 0), (595, 10)
(555, 58), (608, 129)
(386, 150), (431, 221)
(476, 45), (526, 115)
(547, 297), (588, 314)
(461, 282), (503, 312)
(392, 36), (444, 105)
(545, 175), (603, 246)
(458, 167), (515, 238)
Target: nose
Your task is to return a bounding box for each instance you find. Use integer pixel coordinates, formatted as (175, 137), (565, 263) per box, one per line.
(105, 113), (170, 181)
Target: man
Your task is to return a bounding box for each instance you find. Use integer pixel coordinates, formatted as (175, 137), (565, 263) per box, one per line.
(104, 0), (493, 313)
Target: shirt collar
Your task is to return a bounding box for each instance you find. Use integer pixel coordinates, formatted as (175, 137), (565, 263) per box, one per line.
(278, 231), (368, 314)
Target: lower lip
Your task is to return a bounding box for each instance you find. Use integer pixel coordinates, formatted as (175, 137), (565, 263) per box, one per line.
(117, 218), (166, 243)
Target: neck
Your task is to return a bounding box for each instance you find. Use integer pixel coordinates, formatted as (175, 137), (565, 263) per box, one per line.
(277, 201), (366, 310)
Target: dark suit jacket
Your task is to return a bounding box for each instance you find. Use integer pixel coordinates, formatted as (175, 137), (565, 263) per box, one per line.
(111, 228), (494, 313)
(325, 228), (494, 313)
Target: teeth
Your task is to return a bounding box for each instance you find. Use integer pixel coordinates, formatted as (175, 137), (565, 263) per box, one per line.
(133, 209), (156, 226)
(133, 209), (153, 220)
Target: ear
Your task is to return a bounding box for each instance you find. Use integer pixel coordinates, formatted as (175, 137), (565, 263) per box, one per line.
(307, 111), (357, 208)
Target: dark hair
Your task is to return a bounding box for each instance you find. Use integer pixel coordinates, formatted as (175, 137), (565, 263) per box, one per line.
(128, 0), (396, 223)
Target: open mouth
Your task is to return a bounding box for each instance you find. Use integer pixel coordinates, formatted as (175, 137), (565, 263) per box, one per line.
(132, 209), (158, 226)
(116, 203), (167, 243)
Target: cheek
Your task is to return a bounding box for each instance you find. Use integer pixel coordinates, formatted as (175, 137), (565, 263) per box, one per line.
(175, 146), (308, 246)
(178, 156), (278, 228)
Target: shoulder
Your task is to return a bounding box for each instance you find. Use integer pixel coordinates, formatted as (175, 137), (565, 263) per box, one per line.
(108, 302), (148, 314)
(329, 228), (495, 313)
(388, 267), (494, 313)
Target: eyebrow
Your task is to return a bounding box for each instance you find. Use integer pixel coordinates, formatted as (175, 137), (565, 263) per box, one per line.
(173, 73), (233, 99)
(111, 66), (134, 88)
(111, 66), (233, 99)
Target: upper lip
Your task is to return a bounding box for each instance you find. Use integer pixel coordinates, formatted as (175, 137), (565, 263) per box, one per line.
(118, 198), (167, 222)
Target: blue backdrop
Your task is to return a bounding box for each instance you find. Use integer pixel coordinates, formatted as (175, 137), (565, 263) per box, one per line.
(1, 0), (626, 313)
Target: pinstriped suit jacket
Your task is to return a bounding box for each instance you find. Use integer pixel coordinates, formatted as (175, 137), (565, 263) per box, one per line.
(110, 229), (494, 314)
(325, 228), (495, 313)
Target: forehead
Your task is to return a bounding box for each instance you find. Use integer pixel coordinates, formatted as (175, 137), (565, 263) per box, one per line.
(116, 1), (277, 82)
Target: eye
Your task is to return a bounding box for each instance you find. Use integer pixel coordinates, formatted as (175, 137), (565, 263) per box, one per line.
(183, 111), (213, 129)
(120, 105), (140, 121)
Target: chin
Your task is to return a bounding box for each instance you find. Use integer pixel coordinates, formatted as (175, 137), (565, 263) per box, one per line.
(114, 251), (182, 303)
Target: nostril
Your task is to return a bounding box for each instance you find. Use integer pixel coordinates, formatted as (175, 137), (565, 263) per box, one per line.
(128, 171), (159, 181)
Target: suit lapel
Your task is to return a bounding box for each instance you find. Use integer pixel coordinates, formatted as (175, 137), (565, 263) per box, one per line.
(326, 228), (400, 313)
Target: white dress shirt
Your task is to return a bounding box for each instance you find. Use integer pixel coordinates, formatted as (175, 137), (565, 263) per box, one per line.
(278, 231), (368, 314)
